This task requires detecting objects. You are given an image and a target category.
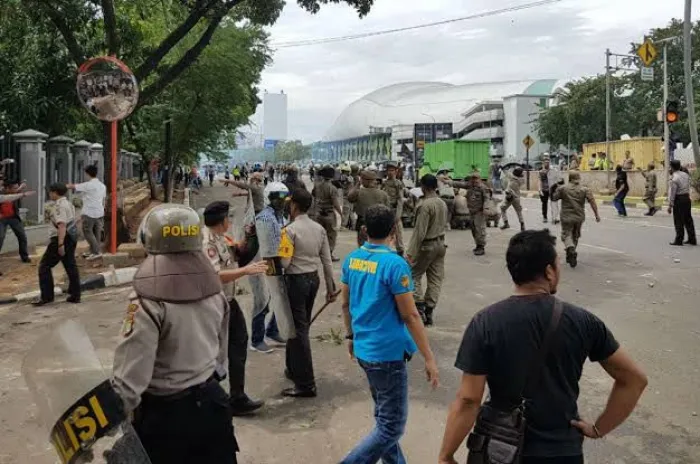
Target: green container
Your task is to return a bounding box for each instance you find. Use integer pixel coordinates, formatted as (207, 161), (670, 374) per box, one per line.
(421, 140), (491, 180)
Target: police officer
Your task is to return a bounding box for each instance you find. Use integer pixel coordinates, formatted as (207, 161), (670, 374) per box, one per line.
(551, 172), (600, 268)
(203, 201), (267, 415)
(112, 204), (261, 464)
(283, 164), (306, 193)
(348, 170), (390, 247)
(381, 161), (406, 256)
(500, 166), (526, 231)
(448, 172), (488, 255)
(33, 183), (81, 306)
(281, 188), (338, 397)
(406, 174), (448, 326)
(312, 165), (342, 261)
(640, 162), (658, 216)
(221, 171), (266, 214)
(339, 164), (355, 229)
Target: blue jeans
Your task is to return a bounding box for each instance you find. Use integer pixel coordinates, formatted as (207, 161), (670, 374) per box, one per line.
(341, 360), (408, 464)
(251, 306), (279, 345)
(613, 191), (628, 216)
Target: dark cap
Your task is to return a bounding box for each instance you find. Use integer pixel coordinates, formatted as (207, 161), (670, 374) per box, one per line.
(420, 174), (438, 190)
(203, 201), (230, 218)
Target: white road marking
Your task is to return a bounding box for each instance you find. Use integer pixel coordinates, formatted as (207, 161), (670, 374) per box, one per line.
(579, 243), (625, 254)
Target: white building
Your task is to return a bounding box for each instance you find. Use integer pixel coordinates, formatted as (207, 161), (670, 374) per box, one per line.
(324, 79), (568, 163)
(263, 91), (288, 144)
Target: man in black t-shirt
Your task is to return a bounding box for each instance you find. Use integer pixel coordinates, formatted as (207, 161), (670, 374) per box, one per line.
(438, 230), (647, 464)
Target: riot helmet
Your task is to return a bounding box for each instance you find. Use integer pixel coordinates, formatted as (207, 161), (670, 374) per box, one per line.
(138, 203), (202, 254)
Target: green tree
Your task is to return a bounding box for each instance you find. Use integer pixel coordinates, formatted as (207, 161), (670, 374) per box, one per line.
(275, 140), (311, 162)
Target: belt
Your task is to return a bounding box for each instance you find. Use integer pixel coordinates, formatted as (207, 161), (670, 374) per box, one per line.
(423, 235), (445, 243)
(141, 375), (217, 405)
(441, 196), (455, 200)
(676, 193), (690, 197)
(286, 271), (318, 278)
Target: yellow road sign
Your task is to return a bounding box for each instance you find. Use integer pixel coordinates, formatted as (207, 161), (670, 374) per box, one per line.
(637, 39), (658, 67)
(522, 135), (535, 150)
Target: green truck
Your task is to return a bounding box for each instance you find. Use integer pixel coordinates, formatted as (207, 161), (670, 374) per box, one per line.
(418, 140), (491, 180)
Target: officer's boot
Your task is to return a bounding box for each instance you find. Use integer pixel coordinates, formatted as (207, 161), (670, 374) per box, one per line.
(416, 302), (428, 325)
(500, 221), (510, 230)
(474, 246), (485, 256)
(424, 306), (434, 327)
(566, 246), (578, 268)
(520, 222), (526, 232)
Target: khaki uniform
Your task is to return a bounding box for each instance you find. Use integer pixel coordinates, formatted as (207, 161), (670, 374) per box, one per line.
(642, 170), (658, 210)
(407, 193), (448, 310)
(228, 180), (265, 214)
(202, 227), (235, 298)
(340, 174), (354, 229)
(348, 185), (390, 246)
(39, 196), (80, 302)
(501, 172), (524, 225)
(282, 214), (335, 389)
(312, 179), (341, 253)
(452, 181), (487, 248)
(112, 290), (230, 412)
(437, 178), (455, 230)
(551, 181), (594, 250)
(382, 178), (406, 253)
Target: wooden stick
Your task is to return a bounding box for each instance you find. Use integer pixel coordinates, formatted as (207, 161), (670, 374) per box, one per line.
(310, 290), (342, 325)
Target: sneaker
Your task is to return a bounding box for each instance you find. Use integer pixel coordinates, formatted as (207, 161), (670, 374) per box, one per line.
(82, 252), (92, 258)
(267, 334), (287, 345)
(473, 247), (485, 256)
(86, 253), (103, 261)
(250, 341), (274, 353)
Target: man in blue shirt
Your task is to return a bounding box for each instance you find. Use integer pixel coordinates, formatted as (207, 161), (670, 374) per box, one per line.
(340, 204), (440, 464)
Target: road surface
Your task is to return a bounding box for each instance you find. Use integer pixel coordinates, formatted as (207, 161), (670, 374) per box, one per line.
(0, 182), (698, 463)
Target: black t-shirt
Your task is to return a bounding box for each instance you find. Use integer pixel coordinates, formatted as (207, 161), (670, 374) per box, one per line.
(615, 171), (629, 193)
(455, 295), (619, 458)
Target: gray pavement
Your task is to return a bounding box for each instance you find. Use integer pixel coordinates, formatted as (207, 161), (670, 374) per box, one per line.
(0, 182), (699, 463)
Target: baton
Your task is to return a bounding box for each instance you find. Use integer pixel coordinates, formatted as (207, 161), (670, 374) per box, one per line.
(310, 290), (342, 325)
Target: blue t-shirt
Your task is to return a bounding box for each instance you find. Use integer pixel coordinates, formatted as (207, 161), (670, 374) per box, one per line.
(341, 243), (417, 362)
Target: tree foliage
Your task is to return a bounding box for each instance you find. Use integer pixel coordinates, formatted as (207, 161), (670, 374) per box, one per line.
(275, 140), (311, 162)
(537, 18), (700, 165)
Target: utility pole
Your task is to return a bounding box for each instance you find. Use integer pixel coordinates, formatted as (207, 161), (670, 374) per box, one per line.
(605, 48), (612, 187)
(683, 0), (700, 167)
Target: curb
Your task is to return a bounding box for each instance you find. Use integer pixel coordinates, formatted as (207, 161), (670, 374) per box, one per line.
(0, 266), (138, 306)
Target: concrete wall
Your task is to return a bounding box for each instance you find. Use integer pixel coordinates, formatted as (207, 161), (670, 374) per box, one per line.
(526, 170), (671, 197)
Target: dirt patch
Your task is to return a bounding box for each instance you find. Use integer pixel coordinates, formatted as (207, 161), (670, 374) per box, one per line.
(0, 246), (115, 297)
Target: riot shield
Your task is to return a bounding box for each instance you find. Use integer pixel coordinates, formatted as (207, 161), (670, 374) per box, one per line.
(237, 191), (271, 319)
(255, 209), (296, 340)
(22, 319), (151, 464)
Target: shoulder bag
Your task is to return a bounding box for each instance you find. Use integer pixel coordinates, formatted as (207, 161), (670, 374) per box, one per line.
(466, 298), (563, 464)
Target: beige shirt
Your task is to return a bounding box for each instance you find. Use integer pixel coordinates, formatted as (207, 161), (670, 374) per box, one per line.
(551, 181), (594, 223)
(283, 214), (335, 295)
(669, 170), (691, 204)
(407, 192), (448, 258)
(46, 196), (76, 238)
(202, 227), (235, 299)
(111, 291), (230, 412)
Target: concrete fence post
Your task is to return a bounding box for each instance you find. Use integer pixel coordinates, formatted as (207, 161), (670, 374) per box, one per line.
(13, 129), (49, 223)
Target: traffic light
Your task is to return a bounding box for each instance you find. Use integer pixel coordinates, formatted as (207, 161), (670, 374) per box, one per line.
(666, 100), (679, 123)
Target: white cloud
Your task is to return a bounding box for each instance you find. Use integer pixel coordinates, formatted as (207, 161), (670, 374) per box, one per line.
(251, 0), (700, 143)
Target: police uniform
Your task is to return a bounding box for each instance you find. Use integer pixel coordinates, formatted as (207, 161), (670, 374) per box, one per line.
(312, 166), (342, 259)
(340, 166), (355, 229)
(112, 204), (239, 464)
(450, 176), (488, 255)
(406, 190), (448, 326)
(500, 169), (525, 231)
(551, 172), (596, 268)
(281, 212), (336, 396)
(348, 170), (390, 247)
(381, 162), (406, 255)
(203, 201), (263, 416)
(641, 166), (658, 215)
(437, 173), (455, 231)
(35, 194), (80, 305)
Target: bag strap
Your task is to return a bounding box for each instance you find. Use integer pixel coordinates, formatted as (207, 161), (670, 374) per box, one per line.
(522, 298), (563, 401)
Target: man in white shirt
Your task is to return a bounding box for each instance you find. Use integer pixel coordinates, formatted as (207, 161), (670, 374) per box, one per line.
(68, 165), (106, 260)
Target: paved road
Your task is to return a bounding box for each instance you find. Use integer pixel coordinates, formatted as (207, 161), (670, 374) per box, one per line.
(0, 182), (698, 463)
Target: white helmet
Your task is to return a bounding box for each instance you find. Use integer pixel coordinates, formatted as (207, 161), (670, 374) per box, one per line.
(264, 181), (289, 199)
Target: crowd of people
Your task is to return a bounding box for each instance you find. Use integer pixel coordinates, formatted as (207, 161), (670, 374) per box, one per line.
(104, 156), (677, 464)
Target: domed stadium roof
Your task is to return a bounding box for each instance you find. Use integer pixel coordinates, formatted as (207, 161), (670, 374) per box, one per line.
(324, 79), (566, 141)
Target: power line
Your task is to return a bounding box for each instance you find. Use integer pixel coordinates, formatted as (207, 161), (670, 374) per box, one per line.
(271, 0), (564, 49)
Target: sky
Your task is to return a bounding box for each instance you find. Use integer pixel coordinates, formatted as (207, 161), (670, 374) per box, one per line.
(246, 0), (700, 143)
